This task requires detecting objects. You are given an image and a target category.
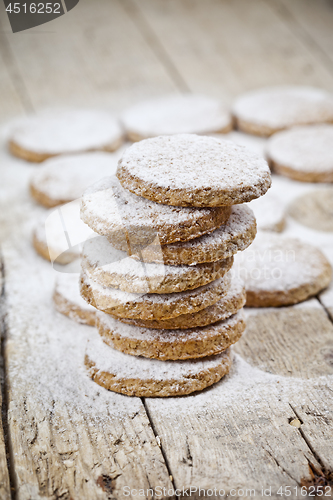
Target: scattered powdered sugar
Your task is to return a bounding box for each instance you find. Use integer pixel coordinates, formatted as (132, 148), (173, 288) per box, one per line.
(30, 151), (122, 203)
(267, 124), (333, 173)
(233, 86), (333, 130)
(248, 190), (286, 232)
(117, 134), (270, 192)
(234, 232), (331, 293)
(86, 327), (230, 381)
(10, 109), (123, 154)
(120, 94), (231, 137)
(97, 309), (244, 342)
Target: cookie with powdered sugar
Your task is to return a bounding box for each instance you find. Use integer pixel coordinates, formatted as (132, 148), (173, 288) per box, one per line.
(235, 233), (332, 307)
(233, 86), (333, 137)
(80, 176), (231, 248)
(117, 134), (271, 207)
(267, 124), (333, 183)
(97, 309), (245, 361)
(30, 151), (119, 208)
(85, 329), (233, 397)
(110, 276), (245, 329)
(53, 273), (96, 326)
(122, 205), (256, 266)
(9, 109), (123, 162)
(288, 189), (333, 233)
(82, 235), (233, 294)
(80, 270), (231, 320)
(121, 94), (232, 141)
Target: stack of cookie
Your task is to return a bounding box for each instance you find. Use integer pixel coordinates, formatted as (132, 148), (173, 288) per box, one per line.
(80, 134), (271, 397)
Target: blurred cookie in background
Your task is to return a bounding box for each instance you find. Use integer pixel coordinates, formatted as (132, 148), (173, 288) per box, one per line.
(267, 124), (333, 183)
(9, 109), (124, 162)
(233, 86), (333, 137)
(288, 188), (333, 233)
(30, 151), (121, 208)
(121, 94), (232, 141)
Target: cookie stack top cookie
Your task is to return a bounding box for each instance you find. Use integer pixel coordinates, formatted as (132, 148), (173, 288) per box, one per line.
(79, 133), (271, 397)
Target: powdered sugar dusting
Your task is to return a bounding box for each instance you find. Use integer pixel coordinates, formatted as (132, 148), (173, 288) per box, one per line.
(54, 272), (96, 314)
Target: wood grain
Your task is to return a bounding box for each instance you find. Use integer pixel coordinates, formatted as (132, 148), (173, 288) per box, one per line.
(0, 254), (11, 500)
(3, 240), (172, 500)
(234, 300), (333, 378)
(320, 282), (333, 322)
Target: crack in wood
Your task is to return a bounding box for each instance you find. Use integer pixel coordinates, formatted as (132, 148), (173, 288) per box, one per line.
(264, 448), (299, 484)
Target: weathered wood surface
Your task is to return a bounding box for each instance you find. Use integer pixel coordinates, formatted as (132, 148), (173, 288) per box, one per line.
(1, 0), (333, 497)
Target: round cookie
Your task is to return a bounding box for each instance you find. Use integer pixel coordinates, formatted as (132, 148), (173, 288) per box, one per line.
(80, 270), (231, 320)
(267, 125), (333, 183)
(80, 176), (231, 247)
(53, 273), (96, 326)
(117, 134), (271, 207)
(288, 189), (333, 232)
(97, 310), (245, 361)
(248, 193), (285, 232)
(120, 94), (232, 141)
(30, 152), (120, 208)
(85, 330), (233, 397)
(33, 200), (95, 264)
(233, 86), (333, 137)
(108, 276), (246, 330)
(9, 109), (123, 162)
(125, 205), (257, 266)
(235, 233), (332, 307)
(82, 235), (233, 294)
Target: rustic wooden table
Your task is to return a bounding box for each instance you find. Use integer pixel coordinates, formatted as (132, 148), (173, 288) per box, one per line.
(1, 1), (333, 499)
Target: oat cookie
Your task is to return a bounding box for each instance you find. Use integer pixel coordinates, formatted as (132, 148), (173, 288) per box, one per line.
(82, 235), (233, 294)
(85, 330), (233, 397)
(113, 276), (246, 329)
(267, 125), (333, 183)
(123, 205), (257, 266)
(9, 109), (123, 162)
(288, 189), (333, 233)
(233, 86), (333, 136)
(248, 192), (285, 232)
(53, 273), (96, 326)
(235, 233), (332, 307)
(80, 270), (231, 320)
(33, 200), (94, 264)
(97, 309), (245, 360)
(117, 135), (271, 207)
(30, 152), (119, 208)
(121, 94), (232, 141)
(80, 176), (231, 247)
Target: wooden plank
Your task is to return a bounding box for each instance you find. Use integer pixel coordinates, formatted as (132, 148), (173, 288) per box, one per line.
(2, 237), (173, 500)
(145, 300), (333, 497)
(269, 0), (333, 70)
(129, 0), (333, 103)
(320, 282), (333, 322)
(0, 0), (178, 113)
(0, 255), (11, 500)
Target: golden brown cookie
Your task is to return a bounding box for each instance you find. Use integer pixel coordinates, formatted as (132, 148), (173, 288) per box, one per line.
(267, 124), (333, 183)
(288, 189), (333, 232)
(116, 134), (271, 207)
(85, 330), (233, 397)
(53, 273), (96, 326)
(80, 270), (231, 320)
(9, 109), (123, 162)
(122, 205), (257, 266)
(97, 309), (245, 360)
(233, 86), (333, 137)
(30, 152), (119, 208)
(82, 235), (233, 294)
(235, 233), (332, 307)
(121, 94), (232, 141)
(80, 175), (231, 247)
(112, 276), (245, 329)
